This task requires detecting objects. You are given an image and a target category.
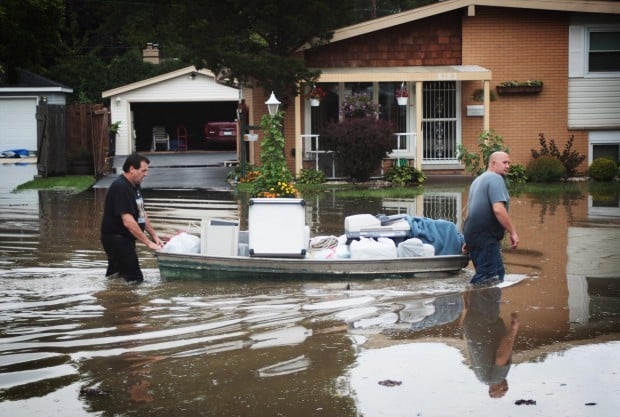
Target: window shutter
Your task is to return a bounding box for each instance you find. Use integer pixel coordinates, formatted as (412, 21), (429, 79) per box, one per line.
(569, 26), (585, 78)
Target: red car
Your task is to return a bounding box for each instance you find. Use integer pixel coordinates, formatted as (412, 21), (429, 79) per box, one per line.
(204, 122), (237, 150)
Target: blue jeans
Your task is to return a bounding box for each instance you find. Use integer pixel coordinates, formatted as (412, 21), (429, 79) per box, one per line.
(466, 234), (505, 285)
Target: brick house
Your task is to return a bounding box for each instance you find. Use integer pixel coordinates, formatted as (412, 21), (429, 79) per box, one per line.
(242, 0), (620, 178)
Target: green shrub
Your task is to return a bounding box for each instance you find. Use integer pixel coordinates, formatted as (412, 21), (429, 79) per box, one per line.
(296, 168), (326, 184)
(384, 164), (425, 187)
(506, 163), (528, 185)
(457, 130), (509, 176)
(588, 157), (617, 181)
(526, 156), (566, 182)
(531, 133), (585, 177)
(320, 117), (395, 182)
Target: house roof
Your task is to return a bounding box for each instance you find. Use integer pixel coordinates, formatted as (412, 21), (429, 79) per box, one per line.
(101, 66), (228, 98)
(0, 67), (73, 93)
(302, 0), (620, 49)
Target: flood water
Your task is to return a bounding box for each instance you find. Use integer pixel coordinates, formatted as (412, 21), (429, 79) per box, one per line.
(1, 162), (619, 417)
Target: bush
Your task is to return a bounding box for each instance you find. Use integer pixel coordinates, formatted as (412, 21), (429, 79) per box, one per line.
(384, 164), (425, 187)
(526, 156), (566, 182)
(588, 157), (617, 181)
(531, 133), (585, 177)
(320, 117), (395, 182)
(296, 168), (326, 184)
(506, 163), (528, 185)
(457, 130), (509, 176)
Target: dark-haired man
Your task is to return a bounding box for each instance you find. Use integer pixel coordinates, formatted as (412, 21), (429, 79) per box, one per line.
(101, 153), (164, 282)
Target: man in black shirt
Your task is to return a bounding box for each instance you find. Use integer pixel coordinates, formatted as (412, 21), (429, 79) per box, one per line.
(101, 153), (164, 282)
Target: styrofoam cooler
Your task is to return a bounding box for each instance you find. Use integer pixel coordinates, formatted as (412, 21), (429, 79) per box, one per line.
(248, 198), (308, 257)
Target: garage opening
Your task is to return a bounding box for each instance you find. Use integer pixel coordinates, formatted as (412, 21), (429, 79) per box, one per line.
(131, 101), (238, 152)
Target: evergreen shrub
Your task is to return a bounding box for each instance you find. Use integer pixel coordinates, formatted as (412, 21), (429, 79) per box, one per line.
(526, 156), (566, 182)
(588, 157), (617, 181)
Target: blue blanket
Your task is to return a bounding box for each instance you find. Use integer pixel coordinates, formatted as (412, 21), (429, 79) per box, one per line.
(406, 215), (465, 256)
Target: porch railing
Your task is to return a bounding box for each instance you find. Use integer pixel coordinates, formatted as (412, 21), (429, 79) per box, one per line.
(301, 132), (421, 178)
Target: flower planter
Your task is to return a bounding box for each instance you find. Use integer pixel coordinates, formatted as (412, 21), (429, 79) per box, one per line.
(309, 98), (320, 107)
(496, 85), (543, 95)
(396, 96), (408, 106)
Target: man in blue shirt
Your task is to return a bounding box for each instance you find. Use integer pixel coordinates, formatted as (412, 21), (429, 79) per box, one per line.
(463, 151), (519, 285)
(100, 153), (164, 282)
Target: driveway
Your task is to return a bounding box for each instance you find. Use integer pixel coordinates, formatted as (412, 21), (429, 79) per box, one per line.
(93, 151), (237, 190)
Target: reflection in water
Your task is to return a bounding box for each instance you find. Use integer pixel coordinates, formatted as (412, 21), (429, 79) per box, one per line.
(461, 287), (519, 398)
(1, 164), (620, 417)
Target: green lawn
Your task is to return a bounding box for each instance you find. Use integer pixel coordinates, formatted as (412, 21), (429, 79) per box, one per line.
(14, 176), (96, 193)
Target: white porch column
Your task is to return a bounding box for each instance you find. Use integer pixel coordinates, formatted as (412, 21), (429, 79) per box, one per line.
(415, 81), (423, 171)
(294, 94), (302, 176)
(483, 80), (490, 131)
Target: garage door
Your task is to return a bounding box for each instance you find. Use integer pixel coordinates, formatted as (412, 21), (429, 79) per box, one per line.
(0, 97), (38, 152)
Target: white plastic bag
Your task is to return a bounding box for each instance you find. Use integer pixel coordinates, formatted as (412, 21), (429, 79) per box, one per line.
(349, 237), (397, 259)
(162, 232), (201, 254)
(397, 238), (435, 257)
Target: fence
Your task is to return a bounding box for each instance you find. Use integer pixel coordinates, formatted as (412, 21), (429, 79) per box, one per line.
(36, 103), (110, 178)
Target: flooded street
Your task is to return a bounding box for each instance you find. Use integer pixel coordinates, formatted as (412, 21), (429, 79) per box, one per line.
(1, 162), (619, 417)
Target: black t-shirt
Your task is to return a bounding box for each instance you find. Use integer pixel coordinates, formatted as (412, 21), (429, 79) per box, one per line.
(100, 175), (146, 239)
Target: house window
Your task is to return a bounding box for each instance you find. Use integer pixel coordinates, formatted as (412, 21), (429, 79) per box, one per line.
(588, 28), (620, 73)
(422, 81), (458, 161)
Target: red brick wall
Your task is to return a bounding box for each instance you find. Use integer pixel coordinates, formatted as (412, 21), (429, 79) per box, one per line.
(461, 7), (589, 173)
(306, 12), (462, 67)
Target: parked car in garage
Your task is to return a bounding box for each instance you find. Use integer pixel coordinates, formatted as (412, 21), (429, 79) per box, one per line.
(204, 122), (237, 150)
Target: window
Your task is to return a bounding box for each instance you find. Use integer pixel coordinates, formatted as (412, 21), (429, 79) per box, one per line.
(588, 28), (620, 73)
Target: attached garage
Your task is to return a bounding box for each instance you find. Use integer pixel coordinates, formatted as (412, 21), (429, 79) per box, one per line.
(102, 66), (240, 155)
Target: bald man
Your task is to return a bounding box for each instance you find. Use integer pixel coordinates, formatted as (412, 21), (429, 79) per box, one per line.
(463, 151), (519, 285)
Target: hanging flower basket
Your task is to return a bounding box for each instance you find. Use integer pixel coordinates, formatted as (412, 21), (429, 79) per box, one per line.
(308, 85), (326, 107)
(396, 96), (408, 106)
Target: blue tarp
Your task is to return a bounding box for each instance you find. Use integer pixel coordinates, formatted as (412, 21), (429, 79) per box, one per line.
(0, 149), (30, 158)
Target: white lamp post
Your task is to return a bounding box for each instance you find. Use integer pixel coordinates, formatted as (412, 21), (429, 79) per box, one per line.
(265, 91), (281, 116)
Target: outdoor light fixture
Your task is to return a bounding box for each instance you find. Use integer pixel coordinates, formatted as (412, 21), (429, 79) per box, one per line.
(115, 96), (121, 106)
(265, 91), (280, 116)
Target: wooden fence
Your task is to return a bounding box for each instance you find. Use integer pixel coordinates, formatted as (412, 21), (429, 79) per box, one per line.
(37, 103), (111, 178)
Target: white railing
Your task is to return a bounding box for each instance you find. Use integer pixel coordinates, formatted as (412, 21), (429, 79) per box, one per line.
(301, 132), (420, 178)
(300, 134), (336, 177)
(388, 132), (416, 164)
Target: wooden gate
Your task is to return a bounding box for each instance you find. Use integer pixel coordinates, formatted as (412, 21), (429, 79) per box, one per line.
(37, 103), (67, 177)
(66, 104), (110, 178)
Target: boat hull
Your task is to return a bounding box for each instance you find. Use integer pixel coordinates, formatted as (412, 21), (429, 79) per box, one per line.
(156, 252), (470, 281)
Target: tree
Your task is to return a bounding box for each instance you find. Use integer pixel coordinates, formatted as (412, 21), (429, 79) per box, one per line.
(0, 0), (65, 82)
(175, 0), (356, 104)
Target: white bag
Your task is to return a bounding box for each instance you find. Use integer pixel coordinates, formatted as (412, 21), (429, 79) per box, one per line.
(398, 238), (435, 257)
(349, 237), (397, 259)
(162, 232), (201, 254)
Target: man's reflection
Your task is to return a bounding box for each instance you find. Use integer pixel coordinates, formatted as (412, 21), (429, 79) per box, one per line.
(460, 287), (520, 398)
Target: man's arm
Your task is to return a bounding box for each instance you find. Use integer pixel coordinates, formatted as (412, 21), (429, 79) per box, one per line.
(121, 213), (161, 250)
(492, 202), (519, 249)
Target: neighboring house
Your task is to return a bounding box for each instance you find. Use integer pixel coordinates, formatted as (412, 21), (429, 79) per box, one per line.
(242, 0), (620, 177)
(102, 66), (240, 155)
(0, 67), (72, 153)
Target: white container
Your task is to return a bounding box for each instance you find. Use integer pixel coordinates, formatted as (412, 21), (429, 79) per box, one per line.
(248, 198), (308, 257)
